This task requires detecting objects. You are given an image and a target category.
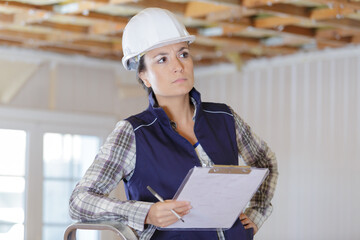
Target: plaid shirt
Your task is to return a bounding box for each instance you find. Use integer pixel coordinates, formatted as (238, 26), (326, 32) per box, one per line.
(69, 106), (278, 240)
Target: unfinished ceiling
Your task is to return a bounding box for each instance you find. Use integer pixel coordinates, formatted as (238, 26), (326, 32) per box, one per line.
(1, 0), (360, 67)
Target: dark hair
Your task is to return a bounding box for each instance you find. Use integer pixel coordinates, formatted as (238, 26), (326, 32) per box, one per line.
(136, 55), (152, 94)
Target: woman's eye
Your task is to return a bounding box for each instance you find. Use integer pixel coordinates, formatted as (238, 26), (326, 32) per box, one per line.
(158, 57), (166, 63)
(180, 52), (189, 58)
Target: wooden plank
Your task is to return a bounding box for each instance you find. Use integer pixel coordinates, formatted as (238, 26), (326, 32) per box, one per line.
(310, 0), (360, 11)
(72, 39), (113, 50)
(124, 0), (187, 14)
(53, 1), (105, 14)
(253, 15), (301, 28)
(0, 28), (48, 40)
(0, 1), (53, 11)
(316, 38), (347, 49)
(315, 28), (360, 38)
(213, 35), (261, 46)
(241, 0), (288, 8)
(0, 4), (52, 24)
(321, 17), (360, 29)
(205, 6), (256, 22)
(75, 10), (129, 23)
(220, 22), (249, 34)
(31, 20), (90, 33)
(185, 1), (231, 18)
(317, 35), (352, 43)
(39, 44), (91, 55)
(351, 34), (360, 43)
(0, 12), (14, 22)
(282, 25), (317, 37)
(0, 37), (22, 46)
(255, 3), (355, 20)
(254, 3), (310, 17)
(190, 43), (219, 60)
(262, 45), (299, 55)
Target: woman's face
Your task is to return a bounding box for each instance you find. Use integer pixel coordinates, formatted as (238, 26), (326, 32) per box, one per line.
(139, 42), (194, 101)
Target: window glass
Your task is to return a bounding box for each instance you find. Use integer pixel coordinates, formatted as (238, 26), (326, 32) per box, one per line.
(0, 129), (26, 240)
(43, 133), (100, 240)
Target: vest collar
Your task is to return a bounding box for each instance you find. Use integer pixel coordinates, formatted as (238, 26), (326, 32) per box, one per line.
(147, 88), (202, 126)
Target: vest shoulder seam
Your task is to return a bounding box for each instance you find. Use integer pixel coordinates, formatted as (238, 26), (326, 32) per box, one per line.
(133, 117), (158, 132)
(203, 109), (233, 117)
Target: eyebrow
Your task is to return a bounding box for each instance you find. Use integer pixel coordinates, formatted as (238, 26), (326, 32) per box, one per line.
(152, 46), (189, 58)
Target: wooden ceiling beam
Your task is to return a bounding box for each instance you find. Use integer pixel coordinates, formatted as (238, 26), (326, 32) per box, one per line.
(72, 38), (121, 51)
(309, 6), (354, 20)
(254, 3), (310, 17)
(310, 0), (360, 11)
(185, 1), (231, 18)
(205, 6), (256, 22)
(351, 34), (360, 43)
(281, 25), (317, 37)
(261, 45), (299, 55)
(39, 44), (91, 55)
(0, 28), (48, 40)
(0, 12), (14, 22)
(316, 38), (348, 49)
(241, 0), (289, 8)
(75, 10), (129, 23)
(0, 36), (23, 46)
(0, 1), (53, 11)
(53, 1), (106, 14)
(193, 56), (230, 66)
(31, 20), (90, 33)
(124, 0), (187, 14)
(0, 4), (51, 24)
(252, 15), (301, 28)
(254, 3), (355, 20)
(320, 17), (360, 29)
(316, 28), (360, 38)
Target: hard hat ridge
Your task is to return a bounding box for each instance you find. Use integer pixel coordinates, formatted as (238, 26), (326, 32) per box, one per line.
(121, 8), (196, 71)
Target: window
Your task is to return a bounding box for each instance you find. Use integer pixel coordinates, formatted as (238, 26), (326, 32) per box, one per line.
(0, 129), (27, 240)
(0, 107), (116, 240)
(42, 133), (100, 240)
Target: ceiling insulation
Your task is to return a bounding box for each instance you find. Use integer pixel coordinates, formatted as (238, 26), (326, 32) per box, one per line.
(0, 0), (360, 67)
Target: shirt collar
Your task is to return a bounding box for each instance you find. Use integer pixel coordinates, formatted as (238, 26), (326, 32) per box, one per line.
(147, 87), (202, 124)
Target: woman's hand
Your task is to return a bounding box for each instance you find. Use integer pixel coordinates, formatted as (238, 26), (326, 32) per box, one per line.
(240, 213), (258, 235)
(145, 200), (192, 228)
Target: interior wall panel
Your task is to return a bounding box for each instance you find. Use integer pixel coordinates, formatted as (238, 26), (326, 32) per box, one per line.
(195, 49), (360, 240)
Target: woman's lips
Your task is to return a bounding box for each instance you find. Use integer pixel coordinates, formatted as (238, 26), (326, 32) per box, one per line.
(173, 78), (187, 83)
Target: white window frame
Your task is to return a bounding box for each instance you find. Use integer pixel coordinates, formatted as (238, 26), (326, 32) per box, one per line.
(0, 107), (117, 240)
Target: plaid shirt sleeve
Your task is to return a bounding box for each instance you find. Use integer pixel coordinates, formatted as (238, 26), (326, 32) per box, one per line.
(69, 120), (153, 232)
(230, 108), (279, 229)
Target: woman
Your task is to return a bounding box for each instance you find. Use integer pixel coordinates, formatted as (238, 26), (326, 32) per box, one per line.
(69, 8), (278, 240)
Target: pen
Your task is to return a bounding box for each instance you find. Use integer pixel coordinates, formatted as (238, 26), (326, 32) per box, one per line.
(146, 186), (185, 223)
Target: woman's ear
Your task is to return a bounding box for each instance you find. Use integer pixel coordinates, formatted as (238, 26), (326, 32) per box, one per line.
(139, 71), (151, 88)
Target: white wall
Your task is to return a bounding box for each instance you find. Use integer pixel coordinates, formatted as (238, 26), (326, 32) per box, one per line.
(1, 45), (359, 239)
(0, 46), (148, 119)
(195, 47), (360, 240)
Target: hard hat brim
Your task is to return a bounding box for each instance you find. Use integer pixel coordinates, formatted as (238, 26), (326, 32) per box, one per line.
(122, 35), (196, 71)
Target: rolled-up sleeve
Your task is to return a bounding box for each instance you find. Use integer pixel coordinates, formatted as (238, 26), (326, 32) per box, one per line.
(69, 120), (152, 231)
(231, 108), (279, 229)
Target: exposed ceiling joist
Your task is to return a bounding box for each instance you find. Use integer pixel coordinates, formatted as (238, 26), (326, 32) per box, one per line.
(1, 0), (360, 66)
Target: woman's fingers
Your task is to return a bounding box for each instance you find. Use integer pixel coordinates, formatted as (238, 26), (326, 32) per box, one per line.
(145, 200), (191, 227)
(239, 213), (258, 235)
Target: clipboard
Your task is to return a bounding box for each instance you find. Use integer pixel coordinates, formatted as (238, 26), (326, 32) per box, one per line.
(159, 165), (269, 231)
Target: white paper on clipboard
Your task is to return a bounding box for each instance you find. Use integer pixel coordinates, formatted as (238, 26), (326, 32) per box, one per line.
(160, 165), (269, 230)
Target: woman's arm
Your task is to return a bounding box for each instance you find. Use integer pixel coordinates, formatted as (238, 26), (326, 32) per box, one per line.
(69, 120), (152, 231)
(231, 108), (279, 230)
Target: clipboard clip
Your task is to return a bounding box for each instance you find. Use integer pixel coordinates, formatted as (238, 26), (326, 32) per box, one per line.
(208, 165), (251, 174)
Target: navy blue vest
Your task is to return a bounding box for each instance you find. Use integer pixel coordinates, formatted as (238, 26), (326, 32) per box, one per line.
(125, 88), (253, 240)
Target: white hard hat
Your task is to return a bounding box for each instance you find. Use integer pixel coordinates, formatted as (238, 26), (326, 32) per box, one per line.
(121, 8), (196, 71)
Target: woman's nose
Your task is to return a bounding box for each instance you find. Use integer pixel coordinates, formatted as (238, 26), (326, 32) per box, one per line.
(173, 58), (184, 73)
